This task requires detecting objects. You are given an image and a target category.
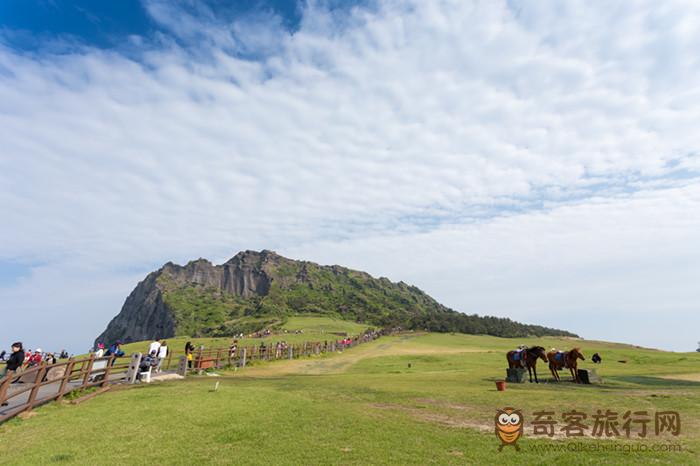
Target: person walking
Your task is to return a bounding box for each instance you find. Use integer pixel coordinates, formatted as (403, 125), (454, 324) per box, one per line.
(95, 343), (105, 358)
(156, 341), (168, 372)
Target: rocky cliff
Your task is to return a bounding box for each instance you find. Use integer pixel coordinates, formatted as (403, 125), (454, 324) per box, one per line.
(95, 250), (577, 345)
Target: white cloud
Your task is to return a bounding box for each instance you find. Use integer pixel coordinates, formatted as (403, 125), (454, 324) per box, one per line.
(1, 0), (699, 351)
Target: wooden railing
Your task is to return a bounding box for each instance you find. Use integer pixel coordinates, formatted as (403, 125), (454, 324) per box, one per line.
(0, 354), (133, 424)
(178, 331), (381, 372)
(0, 330), (385, 424)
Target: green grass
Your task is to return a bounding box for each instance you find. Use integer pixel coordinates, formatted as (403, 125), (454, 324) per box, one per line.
(2, 332), (699, 465)
(281, 315), (371, 334)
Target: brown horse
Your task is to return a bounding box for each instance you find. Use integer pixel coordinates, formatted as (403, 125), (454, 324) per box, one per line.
(506, 346), (548, 383)
(547, 348), (585, 383)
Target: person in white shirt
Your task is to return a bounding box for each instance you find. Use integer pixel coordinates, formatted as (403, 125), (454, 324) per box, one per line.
(156, 341), (168, 372)
(95, 343), (105, 358)
(148, 339), (161, 357)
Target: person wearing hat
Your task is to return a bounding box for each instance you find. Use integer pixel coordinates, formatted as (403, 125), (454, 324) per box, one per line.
(95, 343), (105, 358)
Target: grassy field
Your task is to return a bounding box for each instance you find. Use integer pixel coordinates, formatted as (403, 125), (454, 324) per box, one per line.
(1, 321), (699, 465)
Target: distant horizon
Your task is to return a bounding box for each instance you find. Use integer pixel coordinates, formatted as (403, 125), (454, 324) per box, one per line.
(2, 1), (699, 355)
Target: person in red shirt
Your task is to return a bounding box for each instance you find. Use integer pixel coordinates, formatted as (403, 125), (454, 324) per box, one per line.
(27, 349), (43, 367)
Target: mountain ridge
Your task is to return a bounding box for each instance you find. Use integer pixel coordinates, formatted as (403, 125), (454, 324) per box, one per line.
(95, 250), (577, 345)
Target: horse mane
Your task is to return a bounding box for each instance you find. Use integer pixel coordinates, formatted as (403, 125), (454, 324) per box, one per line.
(531, 346), (545, 352)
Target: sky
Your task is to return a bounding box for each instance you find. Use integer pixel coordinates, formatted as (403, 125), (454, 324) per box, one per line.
(1, 0), (699, 353)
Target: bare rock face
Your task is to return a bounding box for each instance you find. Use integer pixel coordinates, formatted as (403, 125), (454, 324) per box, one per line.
(94, 271), (176, 346)
(94, 250), (277, 345)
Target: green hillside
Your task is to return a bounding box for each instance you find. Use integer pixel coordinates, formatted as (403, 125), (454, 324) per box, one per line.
(151, 251), (577, 340)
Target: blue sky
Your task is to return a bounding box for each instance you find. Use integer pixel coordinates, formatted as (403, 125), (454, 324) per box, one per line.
(1, 0), (699, 353)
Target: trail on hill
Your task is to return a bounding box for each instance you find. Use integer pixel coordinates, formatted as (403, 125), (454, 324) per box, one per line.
(241, 333), (486, 377)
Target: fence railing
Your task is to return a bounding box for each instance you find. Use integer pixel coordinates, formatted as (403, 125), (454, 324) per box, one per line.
(0, 329), (385, 424)
(176, 331), (381, 373)
(0, 354), (135, 424)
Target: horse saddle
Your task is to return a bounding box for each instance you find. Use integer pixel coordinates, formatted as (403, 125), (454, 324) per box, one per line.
(555, 352), (567, 366)
(513, 349), (527, 362)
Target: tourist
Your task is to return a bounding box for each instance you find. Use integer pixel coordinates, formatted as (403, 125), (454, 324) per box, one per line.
(95, 343), (105, 358)
(0, 350), (5, 361)
(137, 351), (158, 381)
(156, 340), (168, 372)
(105, 341), (125, 364)
(1, 343), (25, 405)
(45, 353), (57, 365)
(27, 349), (43, 367)
(1, 342), (25, 382)
(184, 341), (195, 369)
(148, 338), (161, 357)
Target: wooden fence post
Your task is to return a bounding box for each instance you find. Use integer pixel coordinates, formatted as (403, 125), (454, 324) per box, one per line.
(0, 371), (13, 406)
(26, 365), (48, 411)
(240, 348), (247, 368)
(216, 349), (222, 369)
(166, 351), (173, 371)
(81, 354), (95, 389)
(101, 355), (115, 388)
(288, 346), (293, 359)
(56, 358), (76, 402)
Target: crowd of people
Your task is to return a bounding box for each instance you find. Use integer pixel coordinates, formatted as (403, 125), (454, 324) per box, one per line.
(0, 343), (69, 374)
(1, 328), (385, 389)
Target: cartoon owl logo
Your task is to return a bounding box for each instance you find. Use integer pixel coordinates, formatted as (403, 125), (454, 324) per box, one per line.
(495, 407), (524, 451)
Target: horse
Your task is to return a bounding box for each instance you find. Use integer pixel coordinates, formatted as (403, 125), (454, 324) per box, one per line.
(506, 346), (548, 383)
(547, 348), (585, 383)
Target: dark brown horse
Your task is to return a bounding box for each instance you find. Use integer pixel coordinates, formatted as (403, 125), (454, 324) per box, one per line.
(547, 348), (585, 383)
(506, 346), (548, 383)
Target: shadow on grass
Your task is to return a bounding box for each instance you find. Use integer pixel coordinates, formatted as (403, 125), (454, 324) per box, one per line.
(607, 375), (700, 388)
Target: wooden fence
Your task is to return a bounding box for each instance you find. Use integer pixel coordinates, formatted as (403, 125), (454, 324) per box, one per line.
(0, 354), (135, 424)
(0, 330), (383, 425)
(178, 331), (381, 373)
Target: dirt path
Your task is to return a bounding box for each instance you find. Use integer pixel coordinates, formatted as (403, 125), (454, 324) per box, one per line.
(658, 373), (700, 382)
(241, 334), (486, 377)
